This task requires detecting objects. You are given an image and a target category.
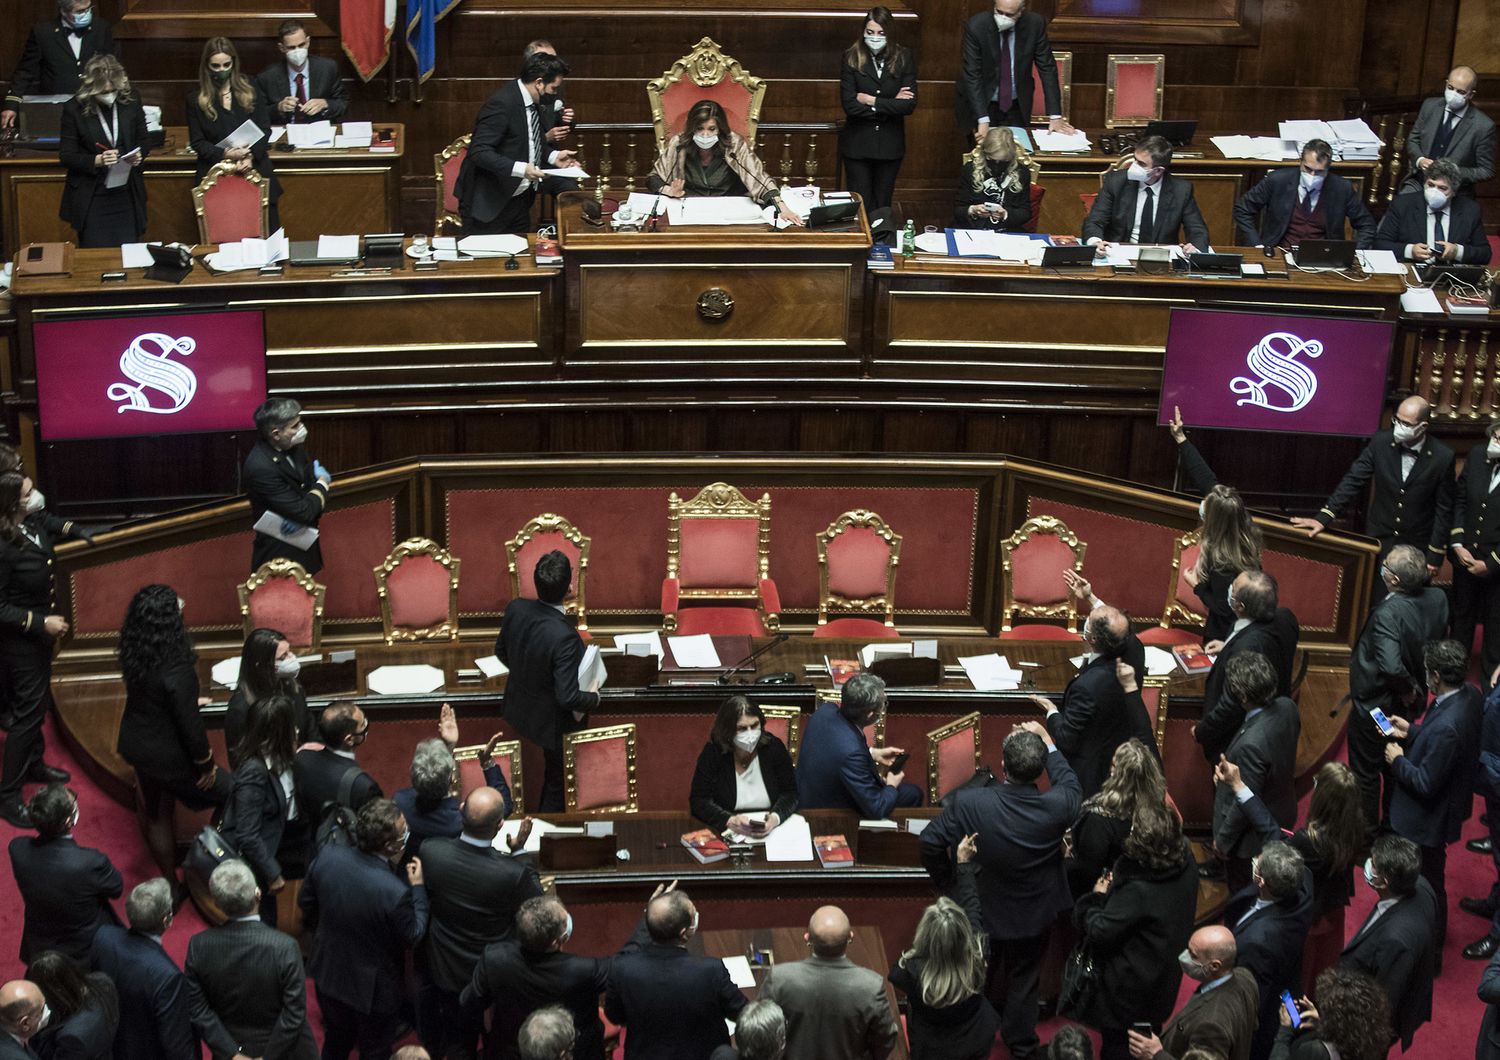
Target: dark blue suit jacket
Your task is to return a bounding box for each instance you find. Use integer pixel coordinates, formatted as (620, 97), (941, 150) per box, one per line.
(1373, 189), (1492, 263)
(393, 758), (512, 860)
(9, 835), (121, 963)
(497, 598), (598, 751)
(796, 702), (897, 818)
(1232, 167), (1377, 249)
(1224, 872), (1316, 1060)
(1478, 684), (1500, 801)
(89, 925), (196, 1060)
(604, 934), (746, 1060)
(1389, 683), (1483, 846)
(1046, 636), (1154, 797)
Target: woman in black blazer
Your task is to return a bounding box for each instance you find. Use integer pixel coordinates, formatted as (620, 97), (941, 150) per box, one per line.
(58, 55), (148, 248)
(1066, 736), (1166, 898)
(27, 950), (121, 1060)
(838, 6), (917, 214)
(186, 37), (282, 231)
(689, 695), (798, 837)
(224, 626), (310, 751)
(224, 692), (300, 924)
(953, 126), (1032, 230)
(116, 584), (231, 889)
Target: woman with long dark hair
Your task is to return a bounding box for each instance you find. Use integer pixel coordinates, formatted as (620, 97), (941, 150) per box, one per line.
(27, 950), (120, 1059)
(186, 36), (281, 230)
(1272, 966), (1392, 1060)
(1066, 736), (1167, 898)
(689, 695), (798, 837)
(646, 98), (801, 225)
(225, 626), (309, 750)
(58, 54), (148, 247)
(839, 5), (916, 214)
(223, 693), (300, 923)
(117, 584), (230, 889)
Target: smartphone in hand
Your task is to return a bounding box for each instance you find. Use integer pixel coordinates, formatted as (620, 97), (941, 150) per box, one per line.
(1281, 990), (1302, 1029)
(1370, 707), (1397, 737)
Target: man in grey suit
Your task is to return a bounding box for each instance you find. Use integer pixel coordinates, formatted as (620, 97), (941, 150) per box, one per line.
(1083, 134), (1210, 251)
(759, 906), (898, 1060)
(1347, 544), (1449, 840)
(184, 860), (316, 1060)
(1402, 66), (1494, 195)
(1212, 652), (1301, 895)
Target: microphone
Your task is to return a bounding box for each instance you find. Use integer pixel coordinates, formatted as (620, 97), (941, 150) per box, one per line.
(717, 633), (790, 684)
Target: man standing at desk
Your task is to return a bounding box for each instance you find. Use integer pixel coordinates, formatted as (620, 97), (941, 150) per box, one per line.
(957, 0), (1073, 141)
(1083, 135), (1210, 252)
(253, 19), (348, 125)
(1402, 66), (1494, 196)
(244, 398), (331, 576)
(2, 0), (115, 131)
(1233, 138), (1377, 250)
(523, 40), (579, 198)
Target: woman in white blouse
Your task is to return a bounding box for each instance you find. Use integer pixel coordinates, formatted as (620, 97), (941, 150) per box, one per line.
(689, 696), (799, 838)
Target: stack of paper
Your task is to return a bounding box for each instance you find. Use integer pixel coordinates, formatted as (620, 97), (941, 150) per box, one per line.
(672, 196), (765, 226)
(957, 653), (1024, 691)
(765, 814), (815, 862)
(1033, 129), (1092, 153)
(454, 233), (527, 257)
(286, 120), (334, 148)
(366, 664), (445, 695)
(1211, 135), (1298, 161)
(1142, 645), (1178, 677)
(206, 228), (288, 271)
(860, 642), (911, 667)
(210, 657), (242, 688)
(315, 233), (359, 259)
(1328, 118), (1382, 159)
(577, 644), (607, 693)
(952, 229), (1037, 260)
(335, 121), (373, 148)
(1357, 249), (1407, 276)
(104, 147), (141, 189)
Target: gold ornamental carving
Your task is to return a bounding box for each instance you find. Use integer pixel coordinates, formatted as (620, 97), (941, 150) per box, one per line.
(696, 287), (734, 320)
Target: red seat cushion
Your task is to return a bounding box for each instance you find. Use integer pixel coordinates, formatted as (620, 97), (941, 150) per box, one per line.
(815, 617), (901, 639)
(1139, 626), (1202, 647)
(1010, 534), (1076, 606)
(387, 554), (451, 630)
(660, 78), (755, 141)
(202, 171), (265, 243)
(826, 526), (893, 600)
(457, 757), (487, 799)
(679, 519), (759, 589)
(246, 577), (316, 649)
(1001, 624), (1078, 641)
(1023, 183), (1045, 234)
(574, 736), (630, 810)
(675, 607), (766, 637)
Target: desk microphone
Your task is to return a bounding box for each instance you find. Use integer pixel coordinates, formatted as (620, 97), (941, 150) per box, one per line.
(717, 633), (790, 684)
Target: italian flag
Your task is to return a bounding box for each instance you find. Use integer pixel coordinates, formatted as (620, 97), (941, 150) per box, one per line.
(341, 0), (397, 81)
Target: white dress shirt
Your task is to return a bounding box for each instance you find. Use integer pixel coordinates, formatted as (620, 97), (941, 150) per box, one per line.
(508, 80), (560, 196)
(1405, 201), (1465, 262)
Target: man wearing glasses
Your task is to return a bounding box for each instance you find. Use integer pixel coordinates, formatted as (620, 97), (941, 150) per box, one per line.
(1403, 65), (1494, 195)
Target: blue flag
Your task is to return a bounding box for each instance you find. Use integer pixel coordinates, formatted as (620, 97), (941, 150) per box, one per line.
(405, 0), (461, 82)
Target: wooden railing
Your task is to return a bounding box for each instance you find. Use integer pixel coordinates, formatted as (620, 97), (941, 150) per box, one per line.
(1403, 318), (1500, 423)
(1344, 94), (1423, 208)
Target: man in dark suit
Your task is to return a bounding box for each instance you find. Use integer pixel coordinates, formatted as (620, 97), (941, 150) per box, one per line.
(1386, 638), (1482, 951)
(1082, 135), (1211, 251)
(184, 860), (316, 1060)
(293, 704), (382, 849)
(1196, 571), (1301, 762)
(243, 397), (331, 575)
(604, 887), (746, 1060)
(498, 549), (599, 812)
(9, 784), (120, 963)
(455, 52), (578, 236)
(1, 0), (115, 131)
(1449, 420), (1500, 685)
(1345, 545), (1450, 837)
(0, 980), (51, 1060)
(1375, 159), (1493, 264)
(1212, 653), (1301, 894)
(89, 878), (196, 1060)
(796, 673), (921, 816)
(1222, 842), (1316, 1060)
(252, 18), (348, 124)
(461, 895), (610, 1060)
(920, 721), (1080, 1059)
(1481, 945), (1500, 1060)
(301, 798), (429, 1059)
(1402, 66), (1494, 195)
(1233, 138), (1377, 250)
(417, 786), (542, 1060)
(1035, 605), (1154, 797)
(1126, 926), (1258, 1060)
(1340, 835), (1438, 1051)
(395, 707), (514, 860)
(955, 0), (1072, 138)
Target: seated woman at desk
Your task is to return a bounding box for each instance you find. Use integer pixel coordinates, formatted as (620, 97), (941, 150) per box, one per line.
(953, 127), (1031, 231)
(647, 99), (802, 225)
(187, 37), (282, 231)
(690, 695), (798, 838)
(59, 54), (148, 248)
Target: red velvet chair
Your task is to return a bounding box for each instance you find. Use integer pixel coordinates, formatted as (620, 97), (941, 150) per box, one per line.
(506, 513), (591, 634)
(927, 712), (981, 802)
(815, 509), (902, 639)
(564, 724), (638, 814)
(1029, 51), (1073, 126)
(453, 740), (524, 813)
(662, 482), (780, 636)
(434, 133), (470, 235)
(238, 558), (326, 651)
(1106, 54), (1164, 128)
(193, 161), (269, 244)
(760, 705), (803, 763)
(373, 537), (461, 644)
(647, 37), (766, 149)
(1140, 530), (1209, 647)
(999, 515), (1087, 640)
(1138, 684), (1168, 755)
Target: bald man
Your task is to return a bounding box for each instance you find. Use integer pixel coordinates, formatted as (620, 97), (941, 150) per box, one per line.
(1293, 395), (1454, 597)
(1035, 605), (1155, 797)
(1402, 66), (1494, 195)
(0, 980), (48, 1060)
(1127, 927), (1257, 1060)
(760, 906), (898, 1060)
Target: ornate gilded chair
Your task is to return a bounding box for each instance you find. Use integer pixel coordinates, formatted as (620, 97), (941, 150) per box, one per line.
(960, 144), (1045, 234)
(815, 509), (902, 640)
(927, 712), (981, 802)
(647, 37), (767, 150)
(505, 513), (591, 633)
(373, 537), (461, 644)
(433, 133), (470, 235)
(999, 515), (1087, 640)
(193, 161), (269, 243)
(1106, 54), (1165, 128)
(238, 559), (326, 651)
(452, 740), (524, 813)
(1030, 51), (1073, 126)
(1139, 529), (1208, 647)
(564, 724), (638, 814)
(1139, 682), (1170, 755)
(662, 482), (780, 637)
(759, 705), (803, 763)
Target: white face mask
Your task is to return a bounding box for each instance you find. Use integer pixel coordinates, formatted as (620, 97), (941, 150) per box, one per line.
(1126, 162), (1150, 183)
(1362, 857), (1378, 888)
(285, 46), (309, 68)
(1197, 498), (1206, 522)
(562, 912), (573, 943)
(288, 423), (309, 447)
(864, 34), (887, 53)
(176, 596), (186, 613)
(689, 910), (700, 936)
(24, 489), (45, 514)
(1177, 948), (1207, 981)
(733, 727), (761, 753)
(1424, 186), (1450, 211)
(993, 12), (1017, 31)
(36, 1004), (50, 1032)
(1300, 171), (1325, 193)
(69, 807), (80, 832)
(275, 653), (301, 678)
(1392, 420), (1423, 446)
(1488, 440), (1500, 460)
(1446, 87), (1469, 110)
(96, 91), (116, 107)
(692, 131), (719, 150)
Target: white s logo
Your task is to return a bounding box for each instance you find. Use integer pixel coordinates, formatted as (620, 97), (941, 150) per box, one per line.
(1229, 332), (1322, 414)
(106, 333), (198, 415)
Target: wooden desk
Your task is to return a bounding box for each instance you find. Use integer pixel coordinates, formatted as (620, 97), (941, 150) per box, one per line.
(0, 125), (404, 257)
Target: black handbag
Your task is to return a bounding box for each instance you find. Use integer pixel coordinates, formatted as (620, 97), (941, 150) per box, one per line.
(183, 822), (239, 889)
(1057, 941), (1100, 1021)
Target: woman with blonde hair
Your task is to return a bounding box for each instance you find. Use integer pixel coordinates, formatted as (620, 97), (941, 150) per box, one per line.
(954, 125), (1031, 229)
(646, 98), (801, 225)
(186, 37), (282, 230)
(889, 834), (999, 1059)
(58, 53), (148, 246)
(1066, 735), (1167, 897)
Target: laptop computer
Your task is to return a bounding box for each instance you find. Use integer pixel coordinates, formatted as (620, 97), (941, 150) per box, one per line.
(287, 240), (361, 267)
(1419, 263), (1489, 288)
(1294, 239), (1357, 270)
(1040, 245), (1095, 268)
(1143, 119), (1198, 148)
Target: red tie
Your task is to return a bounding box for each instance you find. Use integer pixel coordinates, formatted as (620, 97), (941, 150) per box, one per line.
(294, 73), (307, 123)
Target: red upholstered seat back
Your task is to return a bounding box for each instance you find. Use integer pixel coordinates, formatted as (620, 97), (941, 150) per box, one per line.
(516, 533), (580, 599)
(934, 726), (976, 798)
(247, 577), (316, 649)
(387, 554), (451, 629)
(1163, 718), (1214, 828)
(202, 172), (265, 243)
(679, 519), (759, 589)
(763, 714), (791, 747)
(1139, 686), (1161, 743)
(442, 146), (467, 215)
(1080, 192), (1098, 213)
(574, 736), (630, 810)
(1175, 543), (1207, 616)
(826, 526), (892, 600)
(1113, 62), (1159, 122)
(663, 79), (754, 141)
(1010, 533), (1075, 606)
(457, 757), (487, 799)
(1024, 183), (1045, 234)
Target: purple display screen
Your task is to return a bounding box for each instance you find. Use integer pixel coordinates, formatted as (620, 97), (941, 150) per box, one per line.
(1158, 308), (1393, 437)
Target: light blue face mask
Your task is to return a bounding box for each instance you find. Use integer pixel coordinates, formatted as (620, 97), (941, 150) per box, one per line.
(71, 8), (93, 28)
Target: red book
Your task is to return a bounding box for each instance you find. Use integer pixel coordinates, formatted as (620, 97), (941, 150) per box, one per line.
(1172, 644), (1215, 675)
(815, 834), (854, 868)
(681, 828), (729, 864)
(827, 659), (861, 688)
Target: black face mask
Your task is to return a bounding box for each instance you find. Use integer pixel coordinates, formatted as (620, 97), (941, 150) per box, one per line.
(210, 68), (233, 85)
(538, 91), (560, 111)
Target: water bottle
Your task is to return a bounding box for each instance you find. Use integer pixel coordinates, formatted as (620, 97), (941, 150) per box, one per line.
(902, 219), (916, 258)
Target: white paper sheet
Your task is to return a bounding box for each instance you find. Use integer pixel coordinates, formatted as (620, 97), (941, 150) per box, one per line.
(721, 956), (757, 989)
(1033, 129), (1092, 152)
(340, 121), (374, 139)
(1357, 249), (1407, 275)
(859, 818), (898, 830)
(286, 120), (334, 148)
(252, 509), (319, 550)
(210, 656), (242, 688)
(1143, 645), (1177, 677)
(1210, 135), (1298, 161)
(952, 229), (1035, 260)
(455, 233), (527, 256)
(612, 631), (665, 659)
(674, 196), (765, 226)
(365, 664), (446, 695)
(906, 818), (933, 836)
(578, 644), (607, 693)
(912, 639), (938, 659)
(1401, 288), (1444, 313)
(333, 134), (371, 149)
(269, 127), (286, 144)
(474, 655), (509, 679)
(494, 818), (585, 855)
(624, 192), (665, 217)
(958, 653), (1023, 691)
(104, 147), (141, 189)
(120, 243), (153, 268)
(316, 234), (360, 259)
(668, 634), (722, 668)
(860, 642), (912, 667)
(541, 166), (591, 180)
(765, 813), (815, 862)
(216, 118), (265, 150)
